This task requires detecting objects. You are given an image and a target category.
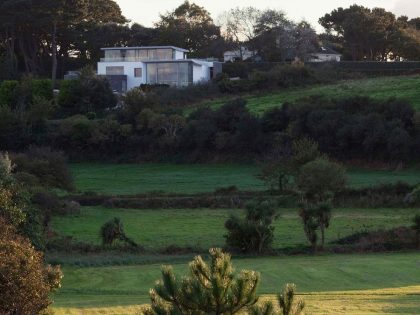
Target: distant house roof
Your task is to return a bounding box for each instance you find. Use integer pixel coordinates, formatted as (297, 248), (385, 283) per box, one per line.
(315, 46), (342, 55)
(100, 46), (189, 52)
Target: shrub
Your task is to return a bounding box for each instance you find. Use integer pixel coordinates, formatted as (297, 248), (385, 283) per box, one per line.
(0, 186), (26, 227)
(58, 75), (116, 116)
(251, 283), (305, 315)
(144, 248), (260, 315)
(100, 217), (137, 247)
(12, 146), (74, 191)
(225, 199), (278, 253)
(0, 80), (19, 106)
(30, 79), (53, 101)
(0, 219), (62, 315)
(58, 79), (86, 115)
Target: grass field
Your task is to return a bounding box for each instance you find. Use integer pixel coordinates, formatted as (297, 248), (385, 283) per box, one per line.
(192, 75), (420, 115)
(70, 163), (420, 195)
(52, 252), (420, 314)
(51, 207), (415, 249)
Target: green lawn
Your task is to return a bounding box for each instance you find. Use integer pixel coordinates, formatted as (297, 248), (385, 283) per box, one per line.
(70, 163), (420, 195)
(193, 75), (420, 115)
(52, 252), (420, 309)
(51, 207), (415, 250)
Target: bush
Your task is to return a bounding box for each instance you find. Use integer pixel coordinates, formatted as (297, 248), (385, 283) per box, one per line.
(0, 80), (19, 106)
(58, 80), (86, 116)
(225, 199), (278, 253)
(100, 217), (137, 247)
(0, 219), (62, 315)
(30, 79), (53, 101)
(12, 146), (74, 191)
(58, 75), (116, 116)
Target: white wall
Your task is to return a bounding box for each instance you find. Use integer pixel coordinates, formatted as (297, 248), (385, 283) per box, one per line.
(309, 54), (341, 62)
(192, 60), (214, 83)
(97, 61), (146, 90)
(174, 50), (185, 60)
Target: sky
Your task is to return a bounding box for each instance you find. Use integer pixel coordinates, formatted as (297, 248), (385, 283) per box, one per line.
(116, 0), (420, 32)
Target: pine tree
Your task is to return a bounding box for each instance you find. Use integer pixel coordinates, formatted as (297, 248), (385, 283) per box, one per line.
(144, 248), (260, 315)
(250, 284), (305, 315)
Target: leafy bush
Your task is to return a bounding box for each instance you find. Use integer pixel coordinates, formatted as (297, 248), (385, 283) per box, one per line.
(0, 80), (19, 106)
(225, 199), (278, 253)
(12, 146), (74, 191)
(30, 79), (53, 101)
(58, 75), (116, 116)
(0, 219), (62, 315)
(100, 217), (137, 247)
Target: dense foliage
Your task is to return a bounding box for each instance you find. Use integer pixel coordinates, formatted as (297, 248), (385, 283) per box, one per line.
(0, 218), (62, 314)
(100, 217), (137, 247)
(225, 200), (278, 253)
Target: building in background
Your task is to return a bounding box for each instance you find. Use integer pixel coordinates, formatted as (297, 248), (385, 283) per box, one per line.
(97, 46), (219, 92)
(307, 46), (342, 62)
(223, 47), (256, 62)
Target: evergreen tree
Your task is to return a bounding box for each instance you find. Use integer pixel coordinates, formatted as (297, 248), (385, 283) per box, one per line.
(144, 248), (260, 315)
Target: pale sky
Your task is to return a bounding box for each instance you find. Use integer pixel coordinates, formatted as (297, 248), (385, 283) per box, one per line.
(116, 0), (420, 32)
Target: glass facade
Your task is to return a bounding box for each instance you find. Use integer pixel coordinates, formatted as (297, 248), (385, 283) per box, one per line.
(146, 62), (191, 86)
(106, 66), (124, 75)
(103, 48), (175, 62)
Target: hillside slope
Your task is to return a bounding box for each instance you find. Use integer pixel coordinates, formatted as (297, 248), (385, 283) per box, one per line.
(193, 75), (420, 115)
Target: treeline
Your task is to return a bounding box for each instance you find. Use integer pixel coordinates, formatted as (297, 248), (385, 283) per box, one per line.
(2, 1), (420, 82)
(1, 75), (419, 163)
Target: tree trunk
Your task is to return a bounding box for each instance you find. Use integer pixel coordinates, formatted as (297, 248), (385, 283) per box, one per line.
(51, 21), (58, 89)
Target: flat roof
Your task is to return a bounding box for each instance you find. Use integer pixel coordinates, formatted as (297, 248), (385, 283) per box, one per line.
(142, 59), (210, 66)
(101, 46), (189, 52)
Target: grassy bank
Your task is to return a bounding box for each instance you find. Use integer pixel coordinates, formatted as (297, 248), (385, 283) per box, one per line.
(70, 163), (420, 195)
(193, 75), (420, 115)
(52, 252), (420, 313)
(51, 207), (415, 250)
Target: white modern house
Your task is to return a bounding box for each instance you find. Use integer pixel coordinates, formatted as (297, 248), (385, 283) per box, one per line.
(97, 46), (218, 92)
(307, 46), (342, 62)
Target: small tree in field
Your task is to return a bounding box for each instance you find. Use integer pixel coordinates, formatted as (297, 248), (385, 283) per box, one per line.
(100, 217), (137, 247)
(143, 248), (260, 315)
(296, 157), (346, 204)
(298, 203), (333, 251)
(225, 200), (278, 253)
(298, 206), (319, 252)
(251, 283), (305, 315)
(314, 204), (332, 250)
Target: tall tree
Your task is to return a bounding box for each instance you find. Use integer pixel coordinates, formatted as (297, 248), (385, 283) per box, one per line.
(155, 1), (222, 57)
(218, 7), (261, 58)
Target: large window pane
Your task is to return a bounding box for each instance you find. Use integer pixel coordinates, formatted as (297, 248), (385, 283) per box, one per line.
(178, 63), (189, 85)
(156, 49), (172, 60)
(104, 50), (121, 60)
(147, 62), (192, 86)
(146, 64), (157, 83)
(106, 66), (124, 75)
(157, 63), (177, 84)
